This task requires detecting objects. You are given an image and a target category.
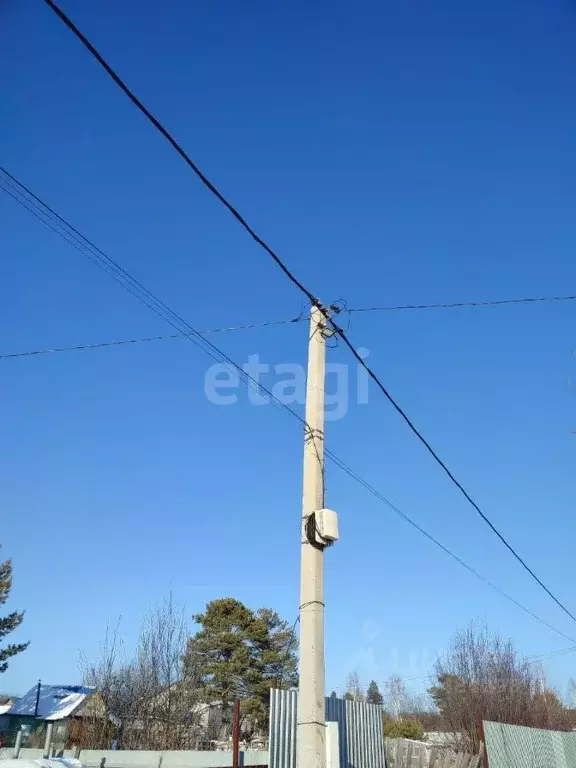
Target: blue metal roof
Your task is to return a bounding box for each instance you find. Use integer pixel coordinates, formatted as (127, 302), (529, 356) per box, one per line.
(8, 684), (95, 721)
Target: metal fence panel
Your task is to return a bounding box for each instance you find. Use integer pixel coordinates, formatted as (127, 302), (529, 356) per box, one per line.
(269, 690), (385, 768)
(484, 721), (576, 768)
(270, 689), (298, 768)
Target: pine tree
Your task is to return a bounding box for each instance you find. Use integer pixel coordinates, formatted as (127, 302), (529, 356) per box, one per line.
(246, 607), (298, 729)
(184, 598), (298, 732)
(186, 598), (256, 706)
(366, 680), (383, 705)
(251, 608), (298, 692)
(0, 554), (28, 673)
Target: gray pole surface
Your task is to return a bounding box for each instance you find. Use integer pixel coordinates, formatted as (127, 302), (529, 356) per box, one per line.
(13, 728), (23, 759)
(297, 304), (327, 768)
(43, 722), (54, 759)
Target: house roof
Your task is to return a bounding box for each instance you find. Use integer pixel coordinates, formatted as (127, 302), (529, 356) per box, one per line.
(8, 685), (95, 721)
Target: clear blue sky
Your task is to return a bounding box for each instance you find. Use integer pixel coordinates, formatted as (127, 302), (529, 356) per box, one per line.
(1, 0), (576, 700)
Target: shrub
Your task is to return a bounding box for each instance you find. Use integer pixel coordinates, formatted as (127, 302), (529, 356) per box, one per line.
(383, 718), (424, 740)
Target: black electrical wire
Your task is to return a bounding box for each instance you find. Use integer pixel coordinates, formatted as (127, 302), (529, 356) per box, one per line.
(40, 0), (576, 628)
(39, 0), (576, 628)
(5, 291), (576, 361)
(323, 448), (576, 646)
(278, 615), (300, 688)
(0, 165), (319, 440)
(0, 317), (306, 361)
(393, 644), (576, 684)
(2, 165), (573, 647)
(329, 313), (576, 626)
(348, 295), (576, 312)
(41, 0), (320, 310)
(4, 296), (574, 362)
(0, 172), (300, 422)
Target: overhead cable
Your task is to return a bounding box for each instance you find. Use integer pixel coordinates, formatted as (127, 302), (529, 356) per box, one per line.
(0, 317), (305, 361)
(4, 292), (575, 361)
(38, 0), (576, 626)
(324, 449), (576, 646)
(392, 644), (576, 684)
(349, 295), (576, 312)
(1, 165), (572, 646)
(41, 0), (319, 309)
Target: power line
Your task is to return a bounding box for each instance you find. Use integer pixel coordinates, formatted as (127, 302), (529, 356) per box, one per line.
(40, 0), (576, 629)
(4, 290), (576, 361)
(40, 0), (576, 331)
(279, 615), (300, 688)
(0, 317), (305, 361)
(330, 315), (576, 626)
(348, 295), (576, 313)
(0, 163), (321, 445)
(531, 645), (576, 662)
(41, 0), (320, 310)
(324, 449), (576, 646)
(2, 166), (573, 649)
(0, 169), (305, 422)
(4, 290), (575, 361)
(387, 645), (576, 685)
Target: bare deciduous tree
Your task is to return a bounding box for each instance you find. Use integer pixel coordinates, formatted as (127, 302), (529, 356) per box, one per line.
(429, 622), (571, 752)
(78, 595), (203, 750)
(383, 675), (408, 718)
(344, 671), (364, 702)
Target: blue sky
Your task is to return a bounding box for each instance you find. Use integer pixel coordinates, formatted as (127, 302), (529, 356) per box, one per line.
(1, 0), (576, 699)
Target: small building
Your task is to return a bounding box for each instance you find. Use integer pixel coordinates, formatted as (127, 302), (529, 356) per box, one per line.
(4, 684), (95, 749)
(0, 696), (17, 736)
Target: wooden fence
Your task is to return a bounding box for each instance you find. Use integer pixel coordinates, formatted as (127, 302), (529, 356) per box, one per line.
(385, 738), (483, 768)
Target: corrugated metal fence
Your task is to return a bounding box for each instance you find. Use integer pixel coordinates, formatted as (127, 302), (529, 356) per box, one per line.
(484, 721), (576, 768)
(269, 690), (385, 768)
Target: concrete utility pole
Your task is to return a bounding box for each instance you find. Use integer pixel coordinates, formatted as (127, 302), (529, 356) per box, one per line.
(298, 303), (331, 768)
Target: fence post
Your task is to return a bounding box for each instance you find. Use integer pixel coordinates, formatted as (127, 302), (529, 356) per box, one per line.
(478, 740), (487, 768)
(43, 722), (54, 759)
(477, 720), (488, 768)
(232, 700), (240, 768)
(13, 728), (23, 759)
